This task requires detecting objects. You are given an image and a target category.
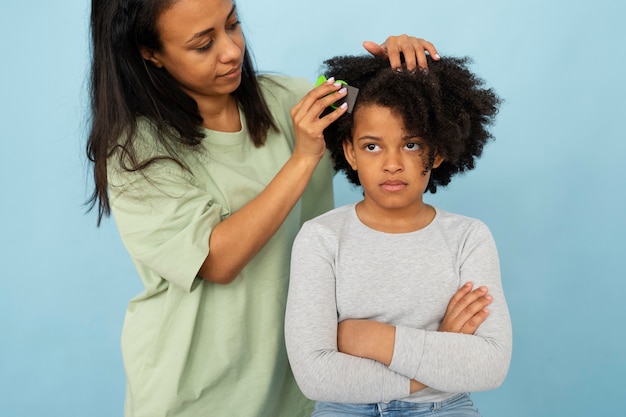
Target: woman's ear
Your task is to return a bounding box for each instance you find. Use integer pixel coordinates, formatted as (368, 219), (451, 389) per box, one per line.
(342, 139), (358, 171)
(139, 46), (164, 68)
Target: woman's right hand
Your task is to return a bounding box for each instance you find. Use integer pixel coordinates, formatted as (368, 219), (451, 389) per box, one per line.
(438, 282), (493, 334)
(290, 77), (348, 160)
(199, 80), (347, 285)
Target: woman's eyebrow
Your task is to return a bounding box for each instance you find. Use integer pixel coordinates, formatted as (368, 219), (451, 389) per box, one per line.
(185, 4), (237, 44)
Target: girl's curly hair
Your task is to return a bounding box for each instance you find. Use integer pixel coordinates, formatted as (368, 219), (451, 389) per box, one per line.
(322, 54), (501, 193)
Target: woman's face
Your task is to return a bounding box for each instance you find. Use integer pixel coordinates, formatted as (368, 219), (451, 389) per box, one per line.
(141, 0), (245, 102)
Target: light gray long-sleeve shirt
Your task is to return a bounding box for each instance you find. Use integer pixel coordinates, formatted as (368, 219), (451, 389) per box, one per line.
(285, 204), (512, 404)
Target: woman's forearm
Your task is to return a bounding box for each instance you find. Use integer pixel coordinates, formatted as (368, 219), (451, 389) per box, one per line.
(199, 154), (320, 284)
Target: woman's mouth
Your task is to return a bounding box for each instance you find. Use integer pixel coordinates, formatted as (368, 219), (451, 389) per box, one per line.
(219, 65), (242, 79)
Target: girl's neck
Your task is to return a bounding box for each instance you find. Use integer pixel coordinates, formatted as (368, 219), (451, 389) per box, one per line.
(198, 94), (241, 132)
(355, 201), (436, 234)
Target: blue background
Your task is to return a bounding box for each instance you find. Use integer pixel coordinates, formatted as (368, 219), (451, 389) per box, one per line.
(1, 1), (624, 416)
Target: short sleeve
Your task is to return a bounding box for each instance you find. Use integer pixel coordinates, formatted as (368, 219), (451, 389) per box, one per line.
(109, 158), (228, 292)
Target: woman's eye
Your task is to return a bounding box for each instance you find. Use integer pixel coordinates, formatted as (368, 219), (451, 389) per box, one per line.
(195, 19), (240, 52)
(405, 142), (421, 151)
(196, 41), (213, 52)
(364, 144), (379, 152)
(227, 20), (241, 31)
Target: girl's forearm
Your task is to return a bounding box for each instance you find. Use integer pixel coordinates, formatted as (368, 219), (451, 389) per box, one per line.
(337, 319), (396, 365)
(338, 320), (426, 393)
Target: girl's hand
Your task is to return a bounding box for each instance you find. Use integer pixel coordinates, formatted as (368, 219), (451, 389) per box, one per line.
(290, 78), (348, 160)
(438, 282), (492, 334)
(337, 282), (492, 395)
(337, 283), (492, 361)
(362, 35), (440, 72)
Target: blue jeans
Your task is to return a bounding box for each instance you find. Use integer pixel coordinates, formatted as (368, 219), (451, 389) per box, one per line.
(311, 393), (481, 417)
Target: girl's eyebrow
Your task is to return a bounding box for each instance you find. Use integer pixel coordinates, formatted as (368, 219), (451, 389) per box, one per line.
(356, 134), (421, 142)
(185, 4), (237, 44)
(356, 135), (381, 142)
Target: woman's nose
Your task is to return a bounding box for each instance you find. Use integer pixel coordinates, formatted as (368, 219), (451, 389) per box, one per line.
(218, 34), (242, 63)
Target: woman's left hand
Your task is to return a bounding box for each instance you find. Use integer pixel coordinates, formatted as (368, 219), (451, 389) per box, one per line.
(363, 35), (439, 71)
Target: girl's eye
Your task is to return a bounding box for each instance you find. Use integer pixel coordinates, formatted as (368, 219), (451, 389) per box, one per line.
(364, 144), (380, 152)
(405, 142), (421, 151)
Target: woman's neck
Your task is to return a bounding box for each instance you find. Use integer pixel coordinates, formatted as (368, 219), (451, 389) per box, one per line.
(198, 94), (241, 132)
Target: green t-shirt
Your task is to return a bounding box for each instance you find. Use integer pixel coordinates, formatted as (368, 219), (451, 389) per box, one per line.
(108, 75), (334, 417)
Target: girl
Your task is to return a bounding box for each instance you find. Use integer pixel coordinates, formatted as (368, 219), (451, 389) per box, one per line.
(86, 0), (489, 415)
(285, 54), (512, 416)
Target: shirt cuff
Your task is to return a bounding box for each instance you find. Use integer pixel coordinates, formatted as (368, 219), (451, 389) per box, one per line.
(389, 325), (426, 379)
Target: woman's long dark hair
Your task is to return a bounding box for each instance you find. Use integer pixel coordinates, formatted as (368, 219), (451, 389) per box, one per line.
(86, 0), (276, 224)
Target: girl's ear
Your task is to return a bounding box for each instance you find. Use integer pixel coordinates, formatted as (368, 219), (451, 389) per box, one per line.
(342, 139), (358, 171)
(139, 46), (164, 68)
(432, 153), (444, 169)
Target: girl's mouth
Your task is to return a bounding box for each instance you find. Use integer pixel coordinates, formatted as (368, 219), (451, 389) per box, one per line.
(381, 180), (407, 192)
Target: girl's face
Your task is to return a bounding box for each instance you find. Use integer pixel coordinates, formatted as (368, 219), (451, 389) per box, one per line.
(140, 0), (245, 103)
(343, 104), (443, 216)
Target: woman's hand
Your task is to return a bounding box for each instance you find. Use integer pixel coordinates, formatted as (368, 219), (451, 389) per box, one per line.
(438, 282), (492, 334)
(199, 83), (346, 285)
(290, 77), (348, 161)
(363, 35), (440, 72)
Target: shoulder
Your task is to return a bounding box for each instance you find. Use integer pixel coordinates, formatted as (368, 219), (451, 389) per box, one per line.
(305, 204), (353, 227)
(258, 74), (312, 108)
(293, 205), (355, 257)
(258, 73), (312, 93)
(433, 207), (492, 238)
(432, 209), (499, 261)
(298, 205), (354, 238)
(109, 117), (183, 162)
(107, 118), (196, 187)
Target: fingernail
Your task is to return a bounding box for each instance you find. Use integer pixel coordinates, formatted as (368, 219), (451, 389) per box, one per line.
(326, 76), (335, 84)
(339, 102), (348, 109)
(338, 87), (347, 95)
(434, 53), (441, 59)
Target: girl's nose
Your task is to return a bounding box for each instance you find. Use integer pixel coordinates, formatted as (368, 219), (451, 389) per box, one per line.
(383, 151), (403, 173)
